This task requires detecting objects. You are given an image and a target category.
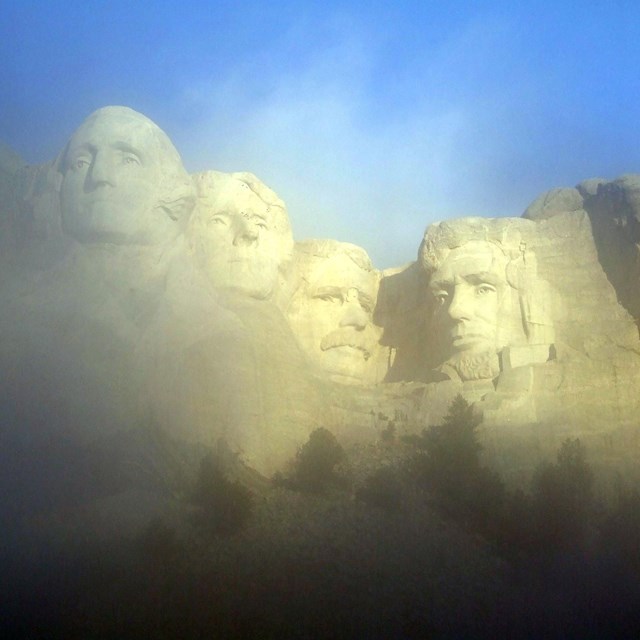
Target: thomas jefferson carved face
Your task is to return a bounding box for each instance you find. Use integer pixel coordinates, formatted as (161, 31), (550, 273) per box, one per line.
(287, 241), (383, 384)
(60, 107), (191, 245)
(427, 240), (514, 380)
(189, 172), (293, 300)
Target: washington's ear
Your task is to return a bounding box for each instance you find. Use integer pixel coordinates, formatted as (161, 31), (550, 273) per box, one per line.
(51, 145), (68, 192)
(156, 179), (197, 224)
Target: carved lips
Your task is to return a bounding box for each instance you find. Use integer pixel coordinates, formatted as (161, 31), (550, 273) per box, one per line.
(320, 327), (374, 359)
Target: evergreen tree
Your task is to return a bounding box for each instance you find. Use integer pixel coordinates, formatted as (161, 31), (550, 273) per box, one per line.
(531, 438), (594, 551)
(414, 395), (505, 528)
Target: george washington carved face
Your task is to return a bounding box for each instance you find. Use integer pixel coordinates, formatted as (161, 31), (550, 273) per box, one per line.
(60, 106), (193, 245)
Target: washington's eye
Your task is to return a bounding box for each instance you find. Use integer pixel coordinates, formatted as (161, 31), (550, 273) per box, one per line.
(74, 158), (90, 170)
(255, 221), (268, 230)
(316, 294), (339, 303)
(208, 215), (229, 227)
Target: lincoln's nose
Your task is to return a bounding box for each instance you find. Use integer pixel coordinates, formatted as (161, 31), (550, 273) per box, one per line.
(446, 284), (474, 322)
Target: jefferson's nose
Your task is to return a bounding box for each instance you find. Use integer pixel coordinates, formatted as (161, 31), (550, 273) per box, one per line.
(232, 215), (259, 246)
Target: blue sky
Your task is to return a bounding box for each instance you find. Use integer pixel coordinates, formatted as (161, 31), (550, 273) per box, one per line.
(1, 1), (640, 267)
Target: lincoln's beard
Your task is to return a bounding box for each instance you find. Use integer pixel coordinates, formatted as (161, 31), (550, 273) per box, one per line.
(439, 349), (500, 382)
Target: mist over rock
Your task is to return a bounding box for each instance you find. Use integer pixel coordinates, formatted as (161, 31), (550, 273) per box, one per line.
(2, 105), (640, 538)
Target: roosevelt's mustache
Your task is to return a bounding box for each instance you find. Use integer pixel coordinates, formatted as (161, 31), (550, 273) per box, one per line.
(320, 326), (377, 359)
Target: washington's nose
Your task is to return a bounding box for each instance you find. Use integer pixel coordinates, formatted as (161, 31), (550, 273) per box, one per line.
(447, 285), (473, 321)
(232, 215), (259, 246)
(88, 151), (115, 187)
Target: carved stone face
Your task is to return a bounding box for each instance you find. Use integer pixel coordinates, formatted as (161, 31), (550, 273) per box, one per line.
(190, 172), (292, 300)
(429, 241), (510, 379)
(60, 107), (185, 245)
(288, 244), (382, 384)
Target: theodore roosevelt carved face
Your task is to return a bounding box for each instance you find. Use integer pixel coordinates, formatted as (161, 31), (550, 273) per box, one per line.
(59, 106), (193, 245)
(287, 240), (384, 384)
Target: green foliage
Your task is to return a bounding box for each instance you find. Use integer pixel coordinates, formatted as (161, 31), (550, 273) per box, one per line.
(288, 428), (347, 494)
(418, 395), (482, 475)
(357, 466), (403, 512)
(531, 438), (594, 551)
(410, 395), (505, 528)
(599, 485), (640, 571)
(190, 453), (254, 536)
(380, 422), (396, 444)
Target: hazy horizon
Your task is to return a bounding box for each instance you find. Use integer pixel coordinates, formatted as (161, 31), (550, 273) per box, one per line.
(2, 1), (640, 268)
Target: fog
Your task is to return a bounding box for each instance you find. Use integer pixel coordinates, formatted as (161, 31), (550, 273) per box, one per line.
(3, 3), (640, 637)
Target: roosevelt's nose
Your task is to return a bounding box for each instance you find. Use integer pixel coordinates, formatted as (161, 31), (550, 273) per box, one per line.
(232, 214), (259, 246)
(339, 289), (368, 330)
(447, 284), (474, 321)
(88, 151), (116, 188)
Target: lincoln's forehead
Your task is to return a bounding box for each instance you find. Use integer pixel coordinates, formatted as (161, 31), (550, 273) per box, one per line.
(431, 242), (506, 283)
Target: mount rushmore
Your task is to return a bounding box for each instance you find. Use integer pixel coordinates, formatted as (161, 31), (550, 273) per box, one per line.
(2, 105), (640, 500)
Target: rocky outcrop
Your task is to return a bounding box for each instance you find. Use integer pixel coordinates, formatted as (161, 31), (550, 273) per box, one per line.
(3, 106), (640, 530)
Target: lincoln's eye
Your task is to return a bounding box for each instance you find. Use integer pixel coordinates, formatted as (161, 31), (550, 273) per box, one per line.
(123, 155), (140, 166)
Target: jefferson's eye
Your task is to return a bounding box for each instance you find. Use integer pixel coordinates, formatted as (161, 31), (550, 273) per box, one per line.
(316, 294), (339, 303)
(255, 221), (268, 230)
(476, 284), (496, 296)
(208, 215), (229, 227)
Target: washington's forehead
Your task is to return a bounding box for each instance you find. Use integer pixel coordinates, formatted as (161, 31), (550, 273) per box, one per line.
(70, 118), (157, 148)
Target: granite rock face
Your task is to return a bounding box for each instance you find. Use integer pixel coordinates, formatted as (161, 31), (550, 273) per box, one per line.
(2, 106), (640, 522)
(286, 239), (388, 385)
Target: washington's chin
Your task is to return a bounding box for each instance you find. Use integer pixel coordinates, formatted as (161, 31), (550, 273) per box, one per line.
(61, 202), (175, 245)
